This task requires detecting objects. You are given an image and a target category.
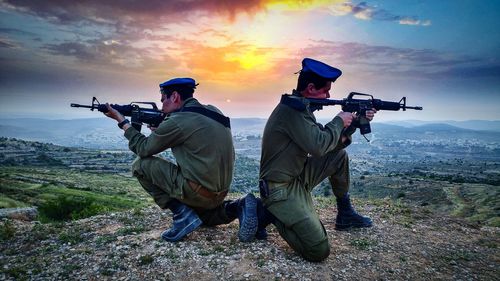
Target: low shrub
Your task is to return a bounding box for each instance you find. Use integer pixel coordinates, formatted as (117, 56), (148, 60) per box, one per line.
(38, 195), (108, 222)
(0, 220), (16, 241)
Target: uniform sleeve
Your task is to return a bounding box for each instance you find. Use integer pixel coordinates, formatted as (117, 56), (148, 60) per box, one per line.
(124, 117), (186, 157)
(337, 124), (357, 148)
(284, 109), (345, 157)
(343, 124), (357, 136)
(333, 134), (352, 150)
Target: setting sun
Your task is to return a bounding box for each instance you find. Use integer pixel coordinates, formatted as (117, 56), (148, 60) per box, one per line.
(226, 48), (270, 70)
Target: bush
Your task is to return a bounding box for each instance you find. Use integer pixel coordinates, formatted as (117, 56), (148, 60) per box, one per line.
(38, 195), (109, 222)
(36, 153), (64, 166)
(0, 220), (16, 241)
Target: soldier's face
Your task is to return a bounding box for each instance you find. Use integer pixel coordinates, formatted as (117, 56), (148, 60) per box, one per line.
(161, 92), (181, 113)
(305, 81), (331, 99)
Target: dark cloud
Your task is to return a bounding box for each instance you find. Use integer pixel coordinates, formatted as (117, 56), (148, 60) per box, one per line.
(0, 54), (84, 87)
(430, 63), (500, 79)
(0, 0), (267, 56)
(42, 37), (157, 68)
(1, 0), (265, 27)
(44, 42), (96, 61)
(2, 1), (431, 29)
(301, 40), (498, 79)
(0, 27), (37, 36)
(0, 38), (17, 48)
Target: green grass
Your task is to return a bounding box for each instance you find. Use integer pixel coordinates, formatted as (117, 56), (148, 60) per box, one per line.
(314, 196), (336, 209)
(95, 234), (118, 245)
(442, 184), (500, 227)
(1, 165), (498, 227)
(58, 231), (83, 244)
(0, 166), (150, 199)
(116, 226), (146, 236)
(164, 249), (179, 262)
(350, 238), (378, 250)
(0, 166), (153, 222)
(0, 195), (29, 208)
(1, 267), (27, 280)
(138, 254), (154, 265)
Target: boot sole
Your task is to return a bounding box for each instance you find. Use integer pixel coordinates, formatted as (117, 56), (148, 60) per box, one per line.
(162, 217), (202, 242)
(335, 222), (373, 231)
(238, 194), (258, 242)
(255, 229), (268, 240)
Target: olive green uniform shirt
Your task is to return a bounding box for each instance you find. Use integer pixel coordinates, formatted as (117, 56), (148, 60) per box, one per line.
(260, 94), (351, 183)
(124, 98), (234, 193)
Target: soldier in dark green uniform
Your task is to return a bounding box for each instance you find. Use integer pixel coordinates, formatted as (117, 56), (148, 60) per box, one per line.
(257, 58), (376, 261)
(104, 77), (258, 242)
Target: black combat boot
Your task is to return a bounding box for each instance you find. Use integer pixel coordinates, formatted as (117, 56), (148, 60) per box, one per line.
(335, 193), (373, 231)
(161, 199), (202, 242)
(255, 197), (276, 240)
(224, 193), (258, 242)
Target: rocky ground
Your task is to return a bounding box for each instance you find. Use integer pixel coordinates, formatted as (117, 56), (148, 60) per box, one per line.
(1, 197), (498, 281)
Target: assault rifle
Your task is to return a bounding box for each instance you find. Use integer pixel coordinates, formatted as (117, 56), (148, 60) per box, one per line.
(308, 92), (422, 140)
(70, 97), (165, 132)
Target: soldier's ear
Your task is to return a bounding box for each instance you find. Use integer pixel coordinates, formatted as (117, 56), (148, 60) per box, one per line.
(306, 83), (316, 93)
(171, 91), (181, 103)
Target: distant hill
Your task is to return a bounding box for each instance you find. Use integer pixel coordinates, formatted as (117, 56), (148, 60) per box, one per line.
(0, 118), (126, 149)
(1, 117), (500, 149)
(412, 123), (469, 131)
(383, 120), (500, 132)
(370, 122), (474, 134)
(367, 122), (500, 143)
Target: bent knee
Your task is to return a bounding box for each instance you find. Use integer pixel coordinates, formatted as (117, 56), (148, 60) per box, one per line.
(302, 239), (330, 262)
(337, 148), (349, 160)
(131, 156), (155, 177)
(131, 157), (142, 175)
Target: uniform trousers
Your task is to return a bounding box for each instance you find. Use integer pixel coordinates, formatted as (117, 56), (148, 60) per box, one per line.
(131, 156), (232, 226)
(262, 149), (350, 262)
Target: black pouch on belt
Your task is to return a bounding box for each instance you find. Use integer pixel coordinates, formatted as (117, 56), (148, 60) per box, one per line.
(259, 179), (269, 199)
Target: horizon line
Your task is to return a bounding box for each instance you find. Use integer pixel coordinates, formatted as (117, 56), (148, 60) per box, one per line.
(1, 116), (500, 123)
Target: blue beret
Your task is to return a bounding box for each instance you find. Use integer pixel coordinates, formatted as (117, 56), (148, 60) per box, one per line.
(159, 77), (197, 88)
(301, 58), (342, 81)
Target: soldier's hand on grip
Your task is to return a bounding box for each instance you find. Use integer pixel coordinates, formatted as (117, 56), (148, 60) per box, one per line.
(365, 108), (377, 121)
(337, 111), (355, 128)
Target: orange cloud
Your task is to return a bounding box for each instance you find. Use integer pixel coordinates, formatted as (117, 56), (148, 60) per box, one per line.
(173, 41), (286, 85)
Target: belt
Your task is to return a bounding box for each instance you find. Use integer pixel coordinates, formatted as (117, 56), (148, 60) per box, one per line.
(188, 180), (227, 201)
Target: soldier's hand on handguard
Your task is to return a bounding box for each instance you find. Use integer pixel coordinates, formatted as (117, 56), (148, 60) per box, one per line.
(147, 125), (158, 132)
(337, 111), (355, 128)
(104, 103), (126, 123)
(365, 108), (377, 121)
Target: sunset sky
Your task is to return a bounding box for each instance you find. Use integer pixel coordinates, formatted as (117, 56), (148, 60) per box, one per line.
(0, 1), (499, 121)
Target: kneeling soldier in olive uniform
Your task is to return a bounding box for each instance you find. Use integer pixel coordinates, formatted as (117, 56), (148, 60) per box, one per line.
(258, 58), (376, 261)
(104, 78), (258, 242)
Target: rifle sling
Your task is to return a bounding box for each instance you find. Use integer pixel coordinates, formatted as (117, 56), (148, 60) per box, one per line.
(179, 106), (231, 128)
(280, 94), (307, 111)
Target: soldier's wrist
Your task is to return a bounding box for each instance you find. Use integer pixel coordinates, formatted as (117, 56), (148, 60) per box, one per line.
(118, 119), (130, 129)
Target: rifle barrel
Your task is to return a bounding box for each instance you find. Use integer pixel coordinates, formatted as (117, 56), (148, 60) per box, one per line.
(70, 103), (93, 109)
(405, 106), (423, 110)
